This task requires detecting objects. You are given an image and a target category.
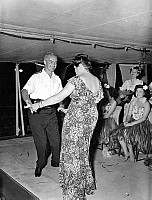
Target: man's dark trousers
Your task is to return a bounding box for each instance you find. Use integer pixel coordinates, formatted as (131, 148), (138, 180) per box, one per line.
(28, 107), (60, 169)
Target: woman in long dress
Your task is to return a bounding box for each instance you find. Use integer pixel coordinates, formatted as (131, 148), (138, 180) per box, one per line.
(29, 54), (103, 200)
(110, 84), (151, 162)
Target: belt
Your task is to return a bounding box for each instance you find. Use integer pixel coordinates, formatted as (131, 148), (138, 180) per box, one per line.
(30, 99), (53, 109)
(30, 99), (42, 104)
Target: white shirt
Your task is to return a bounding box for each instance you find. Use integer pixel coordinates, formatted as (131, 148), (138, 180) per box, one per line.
(120, 79), (143, 92)
(149, 97), (152, 105)
(23, 69), (63, 100)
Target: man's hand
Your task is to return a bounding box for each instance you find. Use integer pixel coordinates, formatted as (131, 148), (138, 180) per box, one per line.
(25, 100), (34, 113)
(24, 102), (40, 113)
(32, 103), (40, 112)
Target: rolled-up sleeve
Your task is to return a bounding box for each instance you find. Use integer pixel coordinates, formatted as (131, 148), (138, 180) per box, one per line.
(22, 75), (35, 95)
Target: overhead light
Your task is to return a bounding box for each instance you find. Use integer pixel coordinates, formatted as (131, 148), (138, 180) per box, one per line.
(92, 43), (96, 48)
(51, 38), (55, 44)
(142, 47), (146, 59)
(125, 46), (128, 51)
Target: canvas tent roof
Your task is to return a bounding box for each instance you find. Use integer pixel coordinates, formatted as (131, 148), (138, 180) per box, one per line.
(0, 0), (152, 64)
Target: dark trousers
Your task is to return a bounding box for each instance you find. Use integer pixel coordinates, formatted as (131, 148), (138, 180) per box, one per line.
(28, 107), (60, 168)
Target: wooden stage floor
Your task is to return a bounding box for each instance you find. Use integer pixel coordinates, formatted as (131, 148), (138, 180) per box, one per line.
(0, 136), (152, 200)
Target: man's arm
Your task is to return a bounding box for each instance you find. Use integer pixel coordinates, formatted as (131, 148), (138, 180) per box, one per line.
(22, 89), (34, 113)
(21, 89), (32, 105)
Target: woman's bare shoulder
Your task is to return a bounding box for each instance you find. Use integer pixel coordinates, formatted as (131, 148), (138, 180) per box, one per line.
(145, 100), (150, 107)
(110, 99), (116, 105)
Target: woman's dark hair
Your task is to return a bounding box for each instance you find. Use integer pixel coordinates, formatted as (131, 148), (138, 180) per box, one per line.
(100, 86), (119, 109)
(72, 53), (92, 69)
(130, 66), (141, 75)
(109, 86), (119, 100)
(134, 84), (150, 99)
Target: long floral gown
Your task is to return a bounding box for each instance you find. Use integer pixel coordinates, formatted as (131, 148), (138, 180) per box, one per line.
(59, 76), (103, 200)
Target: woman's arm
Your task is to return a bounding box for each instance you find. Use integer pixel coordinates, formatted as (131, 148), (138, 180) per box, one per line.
(124, 101), (133, 126)
(125, 101), (150, 126)
(119, 80), (128, 91)
(103, 100), (116, 119)
(125, 101), (133, 123)
(31, 82), (75, 111)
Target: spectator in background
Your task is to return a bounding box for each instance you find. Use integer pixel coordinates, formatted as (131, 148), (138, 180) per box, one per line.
(148, 82), (152, 124)
(98, 84), (118, 158)
(116, 66), (143, 123)
(110, 84), (151, 162)
(148, 82), (152, 105)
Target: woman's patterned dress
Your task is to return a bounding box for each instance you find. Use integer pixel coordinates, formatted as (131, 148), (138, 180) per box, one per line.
(110, 97), (152, 155)
(59, 76), (103, 200)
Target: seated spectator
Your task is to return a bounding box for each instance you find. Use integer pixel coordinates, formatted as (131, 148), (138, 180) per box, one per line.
(116, 66), (143, 123)
(98, 84), (119, 157)
(110, 84), (151, 162)
(148, 82), (152, 105)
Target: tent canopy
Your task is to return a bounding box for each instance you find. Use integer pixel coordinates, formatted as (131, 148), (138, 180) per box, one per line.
(0, 0), (152, 64)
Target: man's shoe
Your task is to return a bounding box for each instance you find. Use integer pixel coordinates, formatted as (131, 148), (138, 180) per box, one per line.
(51, 161), (59, 167)
(35, 167), (42, 177)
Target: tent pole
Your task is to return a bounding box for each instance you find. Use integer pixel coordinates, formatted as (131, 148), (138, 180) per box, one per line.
(17, 66), (25, 136)
(15, 64), (20, 136)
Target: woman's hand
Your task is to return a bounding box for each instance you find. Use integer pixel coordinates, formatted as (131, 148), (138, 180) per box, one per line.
(57, 106), (68, 114)
(31, 103), (40, 112)
(120, 94), (125, 99)
(124, 122), (132, 127)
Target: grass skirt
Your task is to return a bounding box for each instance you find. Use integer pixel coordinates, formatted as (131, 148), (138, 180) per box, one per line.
(99, 117), (117, 145)
(109, 119), (152, 154)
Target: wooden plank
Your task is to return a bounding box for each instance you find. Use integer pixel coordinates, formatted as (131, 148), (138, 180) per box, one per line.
(0, 169), (39, 200)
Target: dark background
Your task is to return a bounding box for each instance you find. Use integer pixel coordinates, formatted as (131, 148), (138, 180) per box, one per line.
(0, 62), (152, 139)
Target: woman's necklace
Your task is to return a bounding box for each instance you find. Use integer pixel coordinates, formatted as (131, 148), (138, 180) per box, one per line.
(131, 78), (136, 85)
(136, 97), (146, 105)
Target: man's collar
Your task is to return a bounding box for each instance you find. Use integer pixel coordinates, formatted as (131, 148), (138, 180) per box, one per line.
(42, 68), (55, 77)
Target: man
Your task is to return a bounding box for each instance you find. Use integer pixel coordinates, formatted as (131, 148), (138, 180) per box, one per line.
(22, 52), (63, 177)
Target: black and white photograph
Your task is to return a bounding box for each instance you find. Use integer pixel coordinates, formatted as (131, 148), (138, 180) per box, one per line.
(0, 1), (152, 200)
